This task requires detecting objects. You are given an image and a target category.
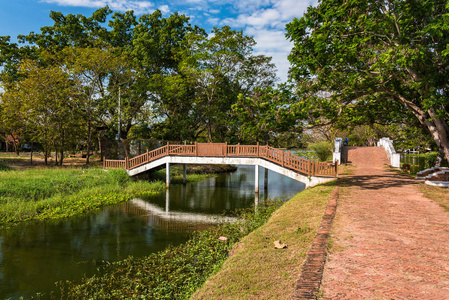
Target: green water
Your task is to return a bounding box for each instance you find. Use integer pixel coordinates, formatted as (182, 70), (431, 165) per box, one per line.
(0, 165), (305, 298)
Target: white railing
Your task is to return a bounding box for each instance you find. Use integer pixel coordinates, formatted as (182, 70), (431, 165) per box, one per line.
(377, 137), (400, 168)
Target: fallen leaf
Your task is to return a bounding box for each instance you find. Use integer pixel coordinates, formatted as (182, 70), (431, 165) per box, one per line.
(274, 240), (288, 249)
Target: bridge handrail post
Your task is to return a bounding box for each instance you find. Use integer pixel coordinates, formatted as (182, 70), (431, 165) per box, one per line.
(225, 142), (228, 157)
(146, 149), (149, 163)
(195, 142), (198, 156)
(282, 150), (284, 167)
(309, 159), (312, 177)
(257, 142), (259, 157)
(166, 142), (169, 156)
(237, 143), (240, 156)
(125, 157), (129, 170)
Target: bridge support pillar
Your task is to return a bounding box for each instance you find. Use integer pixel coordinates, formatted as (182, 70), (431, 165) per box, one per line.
(165, 189), (169, 213)
(166, 162), (170, 188)
(255, 164), (259, 193)
(264, 167), (268, 194)
(183, 164), (187, 184)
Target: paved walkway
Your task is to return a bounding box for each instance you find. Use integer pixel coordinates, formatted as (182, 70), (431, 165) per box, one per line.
(321, 147), (449, 299)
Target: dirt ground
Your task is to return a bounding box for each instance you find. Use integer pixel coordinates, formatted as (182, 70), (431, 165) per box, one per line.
(321, 147), (449, 299)
(0, 152), (102, 169)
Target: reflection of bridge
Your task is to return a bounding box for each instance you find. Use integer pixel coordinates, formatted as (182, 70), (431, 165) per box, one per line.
(104, 143), (338, 188)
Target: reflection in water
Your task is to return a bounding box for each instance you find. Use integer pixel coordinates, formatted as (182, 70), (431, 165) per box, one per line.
(0, 165), (305, 299)
(131, 198), (238, 225)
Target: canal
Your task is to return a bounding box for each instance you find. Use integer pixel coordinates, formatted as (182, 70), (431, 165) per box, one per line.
(0, 165), (305, 298)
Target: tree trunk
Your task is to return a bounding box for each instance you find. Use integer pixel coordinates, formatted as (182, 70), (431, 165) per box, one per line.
(60, 148), (64, 166)
(30, 142), (33, 165)
(120, 138), (129, 157)
(44, 143), (48, 165)
(86, 124), (92, 165)
(427, 109), (449, 167)
(435, 147), (445, 167)
(98, 131), (103, 164)
(10, 133), (19, 156)
(60, 130), (65, 167)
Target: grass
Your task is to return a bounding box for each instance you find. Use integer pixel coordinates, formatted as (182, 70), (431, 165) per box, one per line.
(192, 181), (336, 299)
(418, 183), (449, 212)
(0, 167), (168, 227)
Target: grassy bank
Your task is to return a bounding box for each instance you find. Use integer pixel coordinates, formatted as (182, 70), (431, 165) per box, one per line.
(54, 201), (283, 299)
(0, 161), (220, 228)
(0, 167), (165, 227)
(192, 181), (336, 299)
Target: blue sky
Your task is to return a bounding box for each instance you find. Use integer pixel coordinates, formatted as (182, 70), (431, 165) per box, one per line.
(0, 0), (317, 82)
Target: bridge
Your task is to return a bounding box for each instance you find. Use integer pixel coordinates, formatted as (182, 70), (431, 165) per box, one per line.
(103, 143), (338, 188)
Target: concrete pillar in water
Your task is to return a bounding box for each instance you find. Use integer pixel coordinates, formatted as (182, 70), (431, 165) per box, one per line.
(165, 188), (169, 214)
(255, 192), (259, 209)
(264, 167), (268, 195)
(183, 164), (187, 184)
(255, 164), (259, 193)
(166, 162), (170, 188)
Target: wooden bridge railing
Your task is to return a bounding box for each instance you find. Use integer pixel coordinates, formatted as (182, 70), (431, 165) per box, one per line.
(104, 143), (338, 178)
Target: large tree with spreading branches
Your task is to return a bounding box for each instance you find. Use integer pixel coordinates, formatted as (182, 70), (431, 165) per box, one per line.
(287, 0), (449, 165)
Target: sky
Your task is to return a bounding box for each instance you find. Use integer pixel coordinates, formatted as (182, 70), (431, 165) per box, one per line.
(0, 0), (317, 82)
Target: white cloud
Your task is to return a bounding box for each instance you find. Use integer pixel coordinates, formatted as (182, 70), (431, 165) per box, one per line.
(158, 4), (170, 13)
(217, 0), (315, 82)
(245, 28), (293, 82)
(41, 0), (155, 14)
(207, 17), (220, 25)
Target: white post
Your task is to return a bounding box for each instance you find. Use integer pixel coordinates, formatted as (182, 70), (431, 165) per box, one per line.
(165, 188), (169, 214)
(254, 192), (259, 210)
(255, 164), (259, 193)
(166, 162), (170, 188)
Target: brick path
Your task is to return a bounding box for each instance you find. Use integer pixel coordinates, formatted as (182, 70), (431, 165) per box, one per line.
(321, 147), (449, 299)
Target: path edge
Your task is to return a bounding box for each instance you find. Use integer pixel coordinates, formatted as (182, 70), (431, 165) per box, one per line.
(291, 184), (339, 300)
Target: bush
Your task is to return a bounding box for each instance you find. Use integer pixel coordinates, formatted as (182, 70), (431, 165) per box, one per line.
(308, 141), (332, 162)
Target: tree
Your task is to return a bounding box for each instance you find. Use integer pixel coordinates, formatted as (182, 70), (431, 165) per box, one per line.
(232, 84), (302, 145)
(286, 0), (449, 165)
(0, 85), (24, 155)
(62, 47), (130, 162)
(179, 26), (278, 142)
(10, 60), (81, 165)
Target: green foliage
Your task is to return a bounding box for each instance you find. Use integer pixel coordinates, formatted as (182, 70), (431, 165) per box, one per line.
(232, 84), (302, 145)
(286, 0), (449, 162)
(401, 152), (448, 174)
(308, 141), (332, 162)
(57, 200), (283, 299)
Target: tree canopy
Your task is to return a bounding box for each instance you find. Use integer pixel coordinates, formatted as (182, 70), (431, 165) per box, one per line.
(286, 0), (449, 162)
(0, 7), (279, 161)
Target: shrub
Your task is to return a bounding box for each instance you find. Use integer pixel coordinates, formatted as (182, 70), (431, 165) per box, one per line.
(308, 141), (332, 162)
